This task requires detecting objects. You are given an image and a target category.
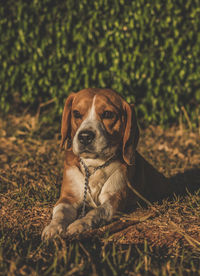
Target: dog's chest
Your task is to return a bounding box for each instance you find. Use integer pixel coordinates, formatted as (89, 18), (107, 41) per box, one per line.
(86, 170), (107, 207)
(84, 162), (121, 207)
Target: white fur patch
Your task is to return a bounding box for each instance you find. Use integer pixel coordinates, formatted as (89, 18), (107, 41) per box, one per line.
(77, 96), (97, 130)
(65, 166), (85, 206)
(81, 157), (106, 167)
(99, 166), (127, 204)
(79, 160), (124, 207)
(87, 95), (97, 120)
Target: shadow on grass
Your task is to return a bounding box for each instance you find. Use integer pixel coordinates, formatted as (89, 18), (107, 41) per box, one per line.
(168, 168), (200, 197)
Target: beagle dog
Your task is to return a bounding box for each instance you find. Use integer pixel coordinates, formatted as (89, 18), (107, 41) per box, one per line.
(42, 88), (170, 240)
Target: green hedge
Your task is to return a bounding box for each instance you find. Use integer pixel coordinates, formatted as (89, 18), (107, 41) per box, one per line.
(0, 0), (200, 125)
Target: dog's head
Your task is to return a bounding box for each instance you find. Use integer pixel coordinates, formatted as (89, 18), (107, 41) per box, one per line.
(60, 88), (139, 165)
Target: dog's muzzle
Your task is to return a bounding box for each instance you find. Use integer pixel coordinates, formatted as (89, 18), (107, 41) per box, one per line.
(78, 130), (96, 146)
(72, 119), (112, 159)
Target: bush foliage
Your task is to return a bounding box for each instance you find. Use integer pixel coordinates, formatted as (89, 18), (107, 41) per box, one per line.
(0, 0), (200, 125)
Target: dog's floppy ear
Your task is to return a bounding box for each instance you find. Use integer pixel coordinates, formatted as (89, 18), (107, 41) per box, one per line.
(122, 102), (139, 165)
(60, 93), (75, 149)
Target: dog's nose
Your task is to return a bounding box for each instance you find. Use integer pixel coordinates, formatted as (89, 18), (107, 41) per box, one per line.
(78, 130), (95, 146)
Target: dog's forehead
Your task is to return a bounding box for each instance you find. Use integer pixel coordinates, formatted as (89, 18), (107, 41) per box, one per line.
(72, 90), (94, 109)
(95, 90), (123, 110)
(72, 88), (123, 110)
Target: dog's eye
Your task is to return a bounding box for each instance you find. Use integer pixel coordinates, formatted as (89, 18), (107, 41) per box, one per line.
(101, 110), (114, 119)
(73, 110), (82, 119)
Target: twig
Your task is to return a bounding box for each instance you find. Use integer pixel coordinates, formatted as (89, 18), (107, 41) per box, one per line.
(169, 220), (200, 249)
(181, 106), (192, 130)
(36, 98), (56, 121)
(65, 260), (84, 276)
(0, 175), (17, 186)
(64, 211), (157, 241)
(127, 182), (153, 208)
(39, 98), (56, 108)
(79, 242), (98, 276)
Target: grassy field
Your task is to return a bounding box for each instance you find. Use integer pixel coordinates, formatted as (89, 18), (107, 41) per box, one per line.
(0, 114), (200, 275)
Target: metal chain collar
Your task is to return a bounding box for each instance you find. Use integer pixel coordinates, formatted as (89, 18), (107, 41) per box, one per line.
(79, 155), (117, 218)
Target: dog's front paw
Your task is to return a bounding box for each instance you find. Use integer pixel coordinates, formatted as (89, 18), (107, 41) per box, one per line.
(67, 219), (91, 236)
(42, 221), (65, 240)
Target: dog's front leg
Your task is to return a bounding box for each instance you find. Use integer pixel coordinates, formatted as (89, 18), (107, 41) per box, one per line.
(67, 190), (125, 235)
(42, 202), (77, 240)
(67, 202), (111, 235)
(42, 164), (84, 240)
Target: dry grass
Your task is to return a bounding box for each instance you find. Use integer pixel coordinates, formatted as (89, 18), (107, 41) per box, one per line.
(0, 114), (200, 275)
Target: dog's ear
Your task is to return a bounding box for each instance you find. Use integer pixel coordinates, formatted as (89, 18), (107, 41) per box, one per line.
(60, 93), (75, 149)
(122, 102), (139, 165)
